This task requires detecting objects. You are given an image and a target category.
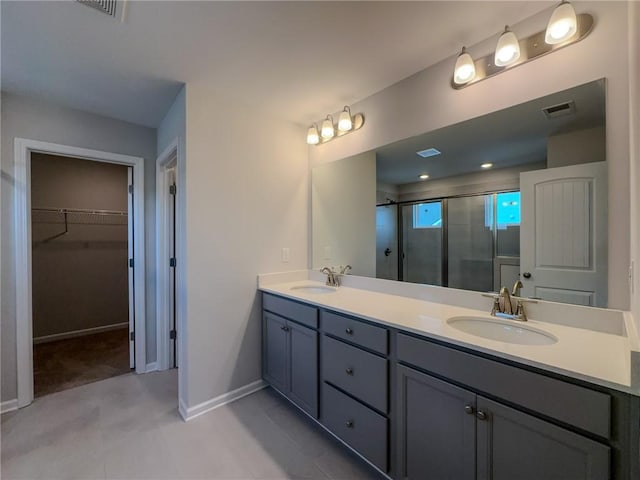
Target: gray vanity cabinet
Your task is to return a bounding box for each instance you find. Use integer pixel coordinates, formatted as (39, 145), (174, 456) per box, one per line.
(262, 294), (319, 418)
(398, 365), (610, 480)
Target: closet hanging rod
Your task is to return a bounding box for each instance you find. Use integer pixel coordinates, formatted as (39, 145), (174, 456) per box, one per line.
(31, 207), (127, 216)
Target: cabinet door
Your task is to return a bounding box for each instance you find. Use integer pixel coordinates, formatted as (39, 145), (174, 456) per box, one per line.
(476, 396), (610, 480)
(288, 321), (318, 418)
(263, 312), (288, 393)
(397, 366), (476, 480)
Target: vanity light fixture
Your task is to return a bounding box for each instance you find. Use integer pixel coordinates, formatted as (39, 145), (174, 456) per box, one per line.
(321, 115), (335, 140)
(545, 1), (578, 45)
(306, 106), (365, 146)
(419, 174), (430, 180)
(306, 124), (320, 145)
(337, 106), (353, 132)
(453, 47), (476, 85)
(494, 26), (520, 67)
(481, 163), (493, 169)
(451, 3), (593, 89)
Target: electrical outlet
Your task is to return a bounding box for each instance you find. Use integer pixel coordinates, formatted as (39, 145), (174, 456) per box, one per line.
(281, 247), (290, 263)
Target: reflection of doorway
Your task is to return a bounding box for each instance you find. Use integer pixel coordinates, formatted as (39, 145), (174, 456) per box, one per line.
(30, 153), (132, 397)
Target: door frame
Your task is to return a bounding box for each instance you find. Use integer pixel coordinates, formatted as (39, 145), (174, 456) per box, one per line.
(155, 137), (184, 371)
(14, 138), (146, 408)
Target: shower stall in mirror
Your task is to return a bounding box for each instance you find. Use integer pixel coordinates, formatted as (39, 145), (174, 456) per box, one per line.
(379, 191), (521, 293)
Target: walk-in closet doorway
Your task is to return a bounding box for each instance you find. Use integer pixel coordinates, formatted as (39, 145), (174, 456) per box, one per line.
(13, 139), (146, 408)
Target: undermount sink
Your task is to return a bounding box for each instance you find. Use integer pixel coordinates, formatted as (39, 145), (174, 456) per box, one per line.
(447, 316), (558, 346)
(290, 285), (336, 294)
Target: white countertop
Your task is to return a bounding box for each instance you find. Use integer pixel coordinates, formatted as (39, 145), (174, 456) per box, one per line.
(259, 279), (637, 395)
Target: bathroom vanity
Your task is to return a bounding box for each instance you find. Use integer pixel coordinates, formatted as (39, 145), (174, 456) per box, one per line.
(260, 278), (640, 480)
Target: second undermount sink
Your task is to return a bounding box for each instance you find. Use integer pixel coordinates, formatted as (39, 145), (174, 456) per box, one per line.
(290, 285), (336, 294)
(447, 316), (558, 346)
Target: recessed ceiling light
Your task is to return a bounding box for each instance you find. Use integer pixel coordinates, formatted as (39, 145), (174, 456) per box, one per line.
(416, 148), (441, 158)
(419, 174), (430, 180)
(481, 163), (493, 169)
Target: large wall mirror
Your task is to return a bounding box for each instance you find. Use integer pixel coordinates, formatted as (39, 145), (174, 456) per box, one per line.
(312, 79), (608, 307)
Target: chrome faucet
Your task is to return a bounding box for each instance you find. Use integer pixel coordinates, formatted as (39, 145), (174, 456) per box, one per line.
(340, 265), (352, 275)
(321, 267), (339, 287)
(482, 286), (536, 322)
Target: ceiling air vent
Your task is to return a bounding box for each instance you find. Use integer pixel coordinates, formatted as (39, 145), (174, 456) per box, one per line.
(76, 0), (126, 21)
(542, 101), (576, 119)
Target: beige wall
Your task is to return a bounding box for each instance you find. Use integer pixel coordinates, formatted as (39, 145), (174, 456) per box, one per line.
(547, 126), (606, 168)
(1, 93), (157, 402)
(31, 154), (129, 339)
(312, 151), (377, 277)
(184, 82), (307, 408)
(629, 1), (640, 333)
(309, 2), (631, 310)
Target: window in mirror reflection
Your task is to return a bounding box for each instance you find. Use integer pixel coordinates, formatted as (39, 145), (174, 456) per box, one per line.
(413, 202), (442, 229)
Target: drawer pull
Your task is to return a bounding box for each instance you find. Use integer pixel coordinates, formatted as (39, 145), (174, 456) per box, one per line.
(345, 327), (354, 335)
(464, 405), (474, 415)
(476, 410), (487, 421)
(345, 420), (354, 428)
(280, 325), (289, 332)
(345, 367), (354, 375)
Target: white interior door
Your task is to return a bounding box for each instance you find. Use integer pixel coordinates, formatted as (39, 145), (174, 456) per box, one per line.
(127, 166), (135, 369)
(520, 162), (607, 307)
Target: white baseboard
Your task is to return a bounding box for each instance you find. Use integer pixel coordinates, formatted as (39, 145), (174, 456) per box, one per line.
(33, 322), (129, 344)
(145, 362), (158, 372)
(1, 399), (18, 414)
(181, 379), (267, 421)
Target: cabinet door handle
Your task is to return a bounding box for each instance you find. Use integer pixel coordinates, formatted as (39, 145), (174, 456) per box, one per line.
(345, 327), (353, 335)
(345, 420), (354, 428)
(464, 405), (474, 415)
(476, 411), (487, 421)
(280, 325), (289, 332)
(522, 272), (532, 279)
(345, 367), (354, 375)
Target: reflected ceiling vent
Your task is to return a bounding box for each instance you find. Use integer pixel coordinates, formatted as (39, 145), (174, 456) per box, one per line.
(76, 0), (126, 21)
(542, 101), (576, 119)
(416, 148), (441, 158)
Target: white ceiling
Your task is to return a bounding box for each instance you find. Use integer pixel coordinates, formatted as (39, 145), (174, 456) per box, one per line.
(1, 1), (553, 128)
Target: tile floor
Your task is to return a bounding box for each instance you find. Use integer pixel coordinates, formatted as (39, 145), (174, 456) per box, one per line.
(1, 370), (380, 480)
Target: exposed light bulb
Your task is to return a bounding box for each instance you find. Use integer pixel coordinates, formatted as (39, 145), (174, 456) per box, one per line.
(481, 163), (493, 169)
(453, 47), (476, 85)
(419, 174), (429, 180)
(545, 1), (577, 45)
(337, 106), (353, 132)
(321, 116), (335, 139)
(494, 26), (521, 67)
(306, 124), (319, 145)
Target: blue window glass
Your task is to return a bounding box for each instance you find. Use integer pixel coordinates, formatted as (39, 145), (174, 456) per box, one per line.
(413, 202), (442, 229)
(496, 191), (521, 229)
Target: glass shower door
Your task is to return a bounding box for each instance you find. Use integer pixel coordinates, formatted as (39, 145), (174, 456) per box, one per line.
(447, 195), (494, 292)
(401, 201), (443, 286)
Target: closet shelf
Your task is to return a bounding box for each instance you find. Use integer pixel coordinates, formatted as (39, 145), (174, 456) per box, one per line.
(31, 207), (128, 226)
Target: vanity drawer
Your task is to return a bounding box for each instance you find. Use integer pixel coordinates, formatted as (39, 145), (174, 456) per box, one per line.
(263, 293), (318, 329)
(322, 310), (388, 354)
(322, 383), (388, 472)
(397, 333), (611, 439)
(322, 335), (388, 412)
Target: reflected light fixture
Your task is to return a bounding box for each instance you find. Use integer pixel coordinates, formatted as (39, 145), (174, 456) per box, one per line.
(453, 47), (476, 85)
(337, 106), (353, 132)
(494, 26), (520, 67)
(481, 163), (494, 169)
(306, 124), (320, 145)
(419, 174), (430, 180)
(306, 106), (365, 145)
(321, 115), (335, 139)
(545, 1), (578, 45)
(451, 2), (592, 89)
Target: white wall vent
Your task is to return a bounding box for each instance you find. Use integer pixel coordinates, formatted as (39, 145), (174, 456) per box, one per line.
(76, 0), (126, 22)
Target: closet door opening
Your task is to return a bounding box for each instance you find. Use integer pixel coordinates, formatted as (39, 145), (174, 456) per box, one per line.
(30, 153), (133, 398)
